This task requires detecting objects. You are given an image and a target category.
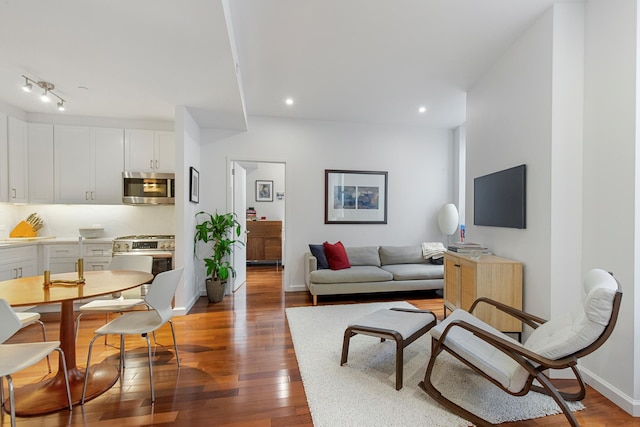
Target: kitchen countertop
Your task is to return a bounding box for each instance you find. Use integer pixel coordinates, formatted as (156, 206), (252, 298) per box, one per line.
(0, 237), (115, 246)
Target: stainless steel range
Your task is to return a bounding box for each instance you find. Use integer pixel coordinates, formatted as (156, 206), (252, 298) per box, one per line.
(112, 235), (175, 277)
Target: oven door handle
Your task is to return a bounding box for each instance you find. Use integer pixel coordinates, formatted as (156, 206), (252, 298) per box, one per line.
(113, 252), (174, 259)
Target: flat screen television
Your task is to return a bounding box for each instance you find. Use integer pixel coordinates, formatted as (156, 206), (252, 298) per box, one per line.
(473, 164), (526, 229)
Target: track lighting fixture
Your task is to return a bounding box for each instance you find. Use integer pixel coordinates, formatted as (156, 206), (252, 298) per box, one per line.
(21, 75), (66, 111)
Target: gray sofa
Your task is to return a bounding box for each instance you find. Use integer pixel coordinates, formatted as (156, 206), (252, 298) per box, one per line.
(304, 245), (444, 305)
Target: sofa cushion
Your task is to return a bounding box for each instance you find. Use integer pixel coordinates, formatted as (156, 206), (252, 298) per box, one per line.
(345, 246), (381, 266)
(310, 266), (393, 284)
(323, 241), (351, 270)
(379, 245), (426, 265)
(380, 264), (443, 280)
(308, 244), (329, 269)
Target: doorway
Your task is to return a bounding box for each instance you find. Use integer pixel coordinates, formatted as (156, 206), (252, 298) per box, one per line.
(231, 160), (286, 292)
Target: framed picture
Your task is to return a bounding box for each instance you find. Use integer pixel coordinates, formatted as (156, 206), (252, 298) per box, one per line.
(256, 180), (273, 202)
(325, 169), (388, 224)
(190, 167), (199, 203)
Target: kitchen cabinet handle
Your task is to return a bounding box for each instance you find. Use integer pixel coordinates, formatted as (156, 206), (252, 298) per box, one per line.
(18, 267), (22, 278)
(91, 191), (95, 200)
(150, 160), (154, 169)
(11, 188), (16, 198)
(85, 191), (90, 200)
(13, 268), (18, 279)
(155, 160), (159, 169)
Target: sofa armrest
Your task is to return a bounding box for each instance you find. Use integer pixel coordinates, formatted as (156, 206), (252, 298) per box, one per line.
(304, 252), (318, 287)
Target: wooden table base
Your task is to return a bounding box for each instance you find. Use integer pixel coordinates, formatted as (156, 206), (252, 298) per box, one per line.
(5, 361), (119, 416)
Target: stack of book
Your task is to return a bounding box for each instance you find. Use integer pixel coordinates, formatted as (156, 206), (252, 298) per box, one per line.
(447, 242), (490, 255)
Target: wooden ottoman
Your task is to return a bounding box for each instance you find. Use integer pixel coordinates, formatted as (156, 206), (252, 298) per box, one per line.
(340, 308), (436, 390)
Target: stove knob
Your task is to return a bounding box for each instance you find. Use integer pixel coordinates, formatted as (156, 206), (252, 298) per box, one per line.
(170, 241), (175, 249)
(114, 243), (120, 250)
(159, 242), (165, 249)
(123, 243), (129, 251)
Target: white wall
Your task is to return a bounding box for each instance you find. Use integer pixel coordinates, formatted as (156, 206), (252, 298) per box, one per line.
(467, 6), (556, 320)
(200, 116), (454, 292)
(581, 0), (638, 413)
(245, 162), (285, 221)
(174, 106), (203, 315)
(468, 0), (639, 414)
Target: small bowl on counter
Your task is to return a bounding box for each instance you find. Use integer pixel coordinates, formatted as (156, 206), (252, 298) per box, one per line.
(79, 227), (105, 239)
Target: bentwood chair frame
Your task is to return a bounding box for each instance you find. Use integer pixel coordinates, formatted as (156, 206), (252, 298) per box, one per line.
(420, 271), (622, 427)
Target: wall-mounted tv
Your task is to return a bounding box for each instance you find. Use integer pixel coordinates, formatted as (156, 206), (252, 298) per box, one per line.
(473, 164), (526, 229)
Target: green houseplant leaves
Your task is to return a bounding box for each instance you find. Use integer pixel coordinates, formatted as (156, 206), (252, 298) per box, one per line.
(194, 211), (244, 281)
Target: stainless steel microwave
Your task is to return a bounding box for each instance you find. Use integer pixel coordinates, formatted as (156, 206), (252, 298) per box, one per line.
(122, 172), (175, 205)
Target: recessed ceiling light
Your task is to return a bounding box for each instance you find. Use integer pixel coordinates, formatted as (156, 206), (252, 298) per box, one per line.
(285, 98), (294, 106)
(418, 106), (427, 114)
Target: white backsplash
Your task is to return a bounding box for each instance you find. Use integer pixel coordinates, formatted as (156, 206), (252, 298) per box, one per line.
(0, 204), (175, 239)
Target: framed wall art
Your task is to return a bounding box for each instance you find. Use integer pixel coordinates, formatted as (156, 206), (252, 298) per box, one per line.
(256, 180), (274, 202)
(325, 169), (388, 224)
(189, 167), (199, 203)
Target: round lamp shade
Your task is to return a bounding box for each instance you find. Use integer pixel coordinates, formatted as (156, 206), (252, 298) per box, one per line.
(438, 203), (459, 235)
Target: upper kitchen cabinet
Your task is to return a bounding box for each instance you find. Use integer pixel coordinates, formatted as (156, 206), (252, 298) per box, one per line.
(7, 117), (28, 203)
(0, 113), (7, 202)
(55, 126), (124, 204)
(124, 129), (174, 173)
(28, 123), (54, 203)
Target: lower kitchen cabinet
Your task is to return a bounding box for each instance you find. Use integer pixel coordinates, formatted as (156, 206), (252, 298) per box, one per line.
(46, 242), (112, 274)
(0, 245), (37, 281)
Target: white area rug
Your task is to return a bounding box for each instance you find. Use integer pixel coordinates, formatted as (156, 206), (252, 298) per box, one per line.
(286, 301), (584, 427)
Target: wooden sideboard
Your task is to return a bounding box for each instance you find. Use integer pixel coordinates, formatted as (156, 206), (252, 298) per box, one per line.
(443, 252), (523, 333)
(246, 220), (282, 264)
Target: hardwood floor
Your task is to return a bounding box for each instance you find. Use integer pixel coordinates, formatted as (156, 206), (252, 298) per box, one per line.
(4, 266), (638, 426)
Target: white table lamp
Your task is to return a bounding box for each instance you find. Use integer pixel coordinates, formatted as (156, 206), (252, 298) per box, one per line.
(438, 203), (459, 242)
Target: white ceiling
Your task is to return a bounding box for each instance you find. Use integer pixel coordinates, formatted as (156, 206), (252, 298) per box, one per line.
(0, 0), (575, 131)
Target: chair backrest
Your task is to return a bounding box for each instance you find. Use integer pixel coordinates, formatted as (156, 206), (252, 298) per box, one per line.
(0, 298), (22, 343)
(108, 255), (153, 273)
(144, 267), (184, 323)
(524, 268), (622, 361)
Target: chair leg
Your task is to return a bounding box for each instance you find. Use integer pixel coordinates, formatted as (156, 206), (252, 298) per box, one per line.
(55, 348), (73, 411)
(168, 320), (181, 367)
(340, 329), (354, 366)
(35, 319), (51, 373)
(104, 313), (109, 345)
(7, 375), (15, 427)
(532, 371), (580, 427)
(530, 365), (587, 402)
(144, 333), (155, 402)
(75, 312), (84, 341)
(120, 335), (126, 371)
(82, 334), (100, 405)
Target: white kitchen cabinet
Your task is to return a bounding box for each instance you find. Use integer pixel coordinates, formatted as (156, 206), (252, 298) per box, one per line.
(0, 245), (37, 281)
(8, 117), (28, 203)
(55, 126), (123, 204)
(28, 123), (54, 203)
(0, 112), (7, 203)
(124, 129), (174, 173)
(46, 242), (112, 274)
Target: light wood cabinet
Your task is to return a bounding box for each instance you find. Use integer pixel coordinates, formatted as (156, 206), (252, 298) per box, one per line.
(246, 220), (282, 263)
(444, 252), (523, 333)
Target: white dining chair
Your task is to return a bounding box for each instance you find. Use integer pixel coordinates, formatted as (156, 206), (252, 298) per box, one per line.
(82, 267), (183, 404)
(0, 299), (72, 427)
(14, 310), (51, 373)
(75, 255), (153, 342)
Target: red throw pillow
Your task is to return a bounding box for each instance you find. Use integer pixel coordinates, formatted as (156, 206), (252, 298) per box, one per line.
(323, 241), (351, 270)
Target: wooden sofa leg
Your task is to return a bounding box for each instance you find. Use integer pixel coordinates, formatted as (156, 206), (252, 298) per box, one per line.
(313, 295), (317, 306)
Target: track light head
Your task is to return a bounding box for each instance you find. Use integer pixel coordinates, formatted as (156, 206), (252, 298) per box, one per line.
(57, 101), (65, 111)
(41, 90), (50, 103)
(22, 82), (32, 92)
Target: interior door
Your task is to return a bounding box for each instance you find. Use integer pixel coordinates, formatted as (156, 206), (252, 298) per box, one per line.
(232, 161), (247, 292)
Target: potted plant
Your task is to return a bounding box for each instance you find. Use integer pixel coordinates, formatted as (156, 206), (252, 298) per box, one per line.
(194, 211), (244, 303)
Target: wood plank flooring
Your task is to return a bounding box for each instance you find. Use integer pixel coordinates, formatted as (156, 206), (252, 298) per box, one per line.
(4, 266), (638, 426)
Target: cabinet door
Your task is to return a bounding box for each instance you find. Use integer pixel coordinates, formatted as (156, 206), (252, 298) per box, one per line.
(154, 131), (174, 172)
(93, 128), (123, 204)
(0, 112), (8, 202)
(459, 258), (477, 311)
(28, 123), (54, 203)
(124, 129), (155, 172)
(8, 117), (28, 203)
(55, 126), (95, 203)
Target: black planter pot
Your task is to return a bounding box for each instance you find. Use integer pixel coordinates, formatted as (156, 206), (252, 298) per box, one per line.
(205, 278), (226, 303)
